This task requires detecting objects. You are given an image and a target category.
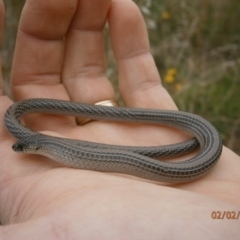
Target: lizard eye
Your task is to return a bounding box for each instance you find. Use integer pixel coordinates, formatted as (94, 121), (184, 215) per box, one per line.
(12, 143), (24, 152)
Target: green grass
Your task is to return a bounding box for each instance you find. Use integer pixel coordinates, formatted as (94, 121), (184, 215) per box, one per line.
(107, 0), (240, 154)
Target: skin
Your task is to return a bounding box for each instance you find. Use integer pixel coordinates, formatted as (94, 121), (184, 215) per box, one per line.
(0, 0), (239, 239)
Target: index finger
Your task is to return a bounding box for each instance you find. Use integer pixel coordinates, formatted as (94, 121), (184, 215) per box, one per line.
(11, 0), (77, 99)
(10, 0), (78, 131)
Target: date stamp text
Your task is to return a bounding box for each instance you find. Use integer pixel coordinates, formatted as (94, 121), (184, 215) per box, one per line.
(211, 211), (240, 220)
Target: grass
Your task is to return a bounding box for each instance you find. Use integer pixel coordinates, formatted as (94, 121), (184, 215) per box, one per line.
(106, 0), (240, 154)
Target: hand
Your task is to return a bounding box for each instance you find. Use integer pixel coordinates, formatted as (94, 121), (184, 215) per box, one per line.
(0, 0), (239, 239)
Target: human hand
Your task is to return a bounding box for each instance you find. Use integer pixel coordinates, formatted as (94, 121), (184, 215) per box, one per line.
(0, 0), (239, 239)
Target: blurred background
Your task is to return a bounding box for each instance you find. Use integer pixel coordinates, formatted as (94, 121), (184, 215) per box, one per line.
(2, 0), (240, 155)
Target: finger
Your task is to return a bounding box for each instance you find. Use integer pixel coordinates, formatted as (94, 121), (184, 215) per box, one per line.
(62, 0), (116, 104)
(11, 0), (78, 132)
(0, 0), (8, 137)
(109, 0), (177, 110)
(0, 0), (4, 96)
(108, 0), (191, 145)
